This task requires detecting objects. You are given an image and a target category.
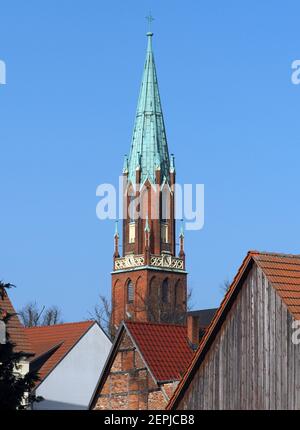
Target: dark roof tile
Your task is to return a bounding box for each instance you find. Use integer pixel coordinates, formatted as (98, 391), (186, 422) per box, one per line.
(125, 321), (194, 382)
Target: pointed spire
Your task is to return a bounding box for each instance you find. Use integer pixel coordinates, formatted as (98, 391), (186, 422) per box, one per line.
(113, 221), (120, 258)
(179, 219), (185, 260)
(127, 31), (170, 184)
(170, 153), (175, 173)
(122, 155), (128, 174)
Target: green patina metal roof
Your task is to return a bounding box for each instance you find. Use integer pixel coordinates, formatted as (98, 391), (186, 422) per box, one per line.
(126, 32), (171, 184)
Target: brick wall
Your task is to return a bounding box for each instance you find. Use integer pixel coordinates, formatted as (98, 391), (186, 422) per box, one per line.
(93, 331), (178, 410)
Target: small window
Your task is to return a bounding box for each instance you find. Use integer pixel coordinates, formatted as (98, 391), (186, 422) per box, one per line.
(127, 281), (134, 303)
(161, 223), (168, 243)
(129, 222), (135, 243)
(161, 279), (169, 304)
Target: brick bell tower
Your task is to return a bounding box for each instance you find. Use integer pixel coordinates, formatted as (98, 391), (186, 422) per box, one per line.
(111, 31), (187, 333)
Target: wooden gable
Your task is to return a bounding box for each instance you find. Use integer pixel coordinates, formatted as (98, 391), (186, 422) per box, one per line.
(169, 252), (300, 410)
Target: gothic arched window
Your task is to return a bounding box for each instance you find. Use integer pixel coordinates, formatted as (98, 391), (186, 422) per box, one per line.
(127, 280), (134, 303)
(161, 279), (169, 304)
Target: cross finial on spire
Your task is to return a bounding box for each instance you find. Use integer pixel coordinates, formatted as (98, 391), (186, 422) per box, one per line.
(145, 12), (154, 33)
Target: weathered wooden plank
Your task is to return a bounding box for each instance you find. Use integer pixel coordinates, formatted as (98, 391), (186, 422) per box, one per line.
(269, 281), (276, 409)
(241, 280), (246, 409)
(214, 342), (219, 409)
(287, 312), (295, 409)
(253, 268), (257, 409)
(281, 302), (288, 410)
(263, 274), (270, 409)
(275, 291), (282, 409)
(257, 266), (263, 409)
(295, 337), (300, 409)
(234, 299), (240, 409)
(219, 330), (223, 409)
(246, 272), (252, 410)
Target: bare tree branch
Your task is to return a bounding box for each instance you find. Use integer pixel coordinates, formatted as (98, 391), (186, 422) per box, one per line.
(88, 295), (113, 339)
(19, 302), (63, 327)
(220, 278), (231, 294)
(41, 306), (63, 326)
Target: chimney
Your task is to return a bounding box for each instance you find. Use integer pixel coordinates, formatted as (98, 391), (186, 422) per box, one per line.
(187, 314), (200, 348)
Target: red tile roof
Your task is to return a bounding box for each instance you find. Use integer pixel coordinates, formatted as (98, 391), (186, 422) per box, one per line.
(25, 320), (95, 384)
(0, 289), (33, 355)
(253, 252), (300, 320)
(125, 321), (194, 382)
(167, 251), (300, 409)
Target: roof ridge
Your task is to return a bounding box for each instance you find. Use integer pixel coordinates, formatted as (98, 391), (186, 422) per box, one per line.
(125, 320), (187, 328)
(253, 251), (300, 258)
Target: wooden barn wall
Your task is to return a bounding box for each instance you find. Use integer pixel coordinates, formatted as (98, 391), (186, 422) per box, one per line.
(178, 264), (300, 410)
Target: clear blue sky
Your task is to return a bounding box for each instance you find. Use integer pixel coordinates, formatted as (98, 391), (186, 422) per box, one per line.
(1, 0), (300, 321)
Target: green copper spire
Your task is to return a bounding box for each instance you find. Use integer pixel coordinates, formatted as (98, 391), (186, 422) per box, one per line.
(127, 32), (170, 184)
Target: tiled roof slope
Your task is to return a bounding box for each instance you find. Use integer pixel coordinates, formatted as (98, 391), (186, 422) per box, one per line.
(125, 321), (194, 382)
(167, 250), (300, 409)
(0, 289), (32, 355)
(25, 321), (95, 384)
(254, 252), (300, 320)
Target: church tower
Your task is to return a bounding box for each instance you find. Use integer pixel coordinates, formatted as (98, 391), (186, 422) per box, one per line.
(111, 31), (187, 333)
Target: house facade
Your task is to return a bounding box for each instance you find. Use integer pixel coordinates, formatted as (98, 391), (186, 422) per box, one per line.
(168, 251), (300, 410)
(26, 321), (111, 409)
(91, 321), (194, 410)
